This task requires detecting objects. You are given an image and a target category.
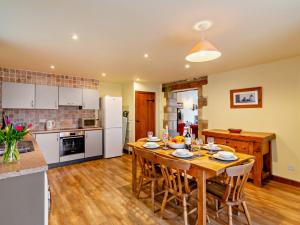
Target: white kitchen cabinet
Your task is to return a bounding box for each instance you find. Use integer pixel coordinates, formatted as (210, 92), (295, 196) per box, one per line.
(85, 130), (103, 157)
(82, 89), (99, 109)
(36, 133), (60, 164)
(2, 82), (35, 109)
(59, 87), (82, 106)
(35, 85), (58, 109)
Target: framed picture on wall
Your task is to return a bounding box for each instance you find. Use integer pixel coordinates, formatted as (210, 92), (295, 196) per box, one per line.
(230, 87), (262, 108)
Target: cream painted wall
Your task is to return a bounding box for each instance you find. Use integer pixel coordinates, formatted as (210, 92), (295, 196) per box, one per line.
(121, 82), (163, 145)
(203, 56), (300, 182)
(99, 82), (122, 97)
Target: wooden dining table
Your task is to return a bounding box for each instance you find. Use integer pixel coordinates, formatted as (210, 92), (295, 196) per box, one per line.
(128, 140), (255, 225)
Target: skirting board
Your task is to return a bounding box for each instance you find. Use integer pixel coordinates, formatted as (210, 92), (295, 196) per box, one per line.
(272, 175), (300, 187)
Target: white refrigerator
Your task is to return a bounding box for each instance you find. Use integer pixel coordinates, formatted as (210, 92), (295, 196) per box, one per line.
(102, 96), (123, 158)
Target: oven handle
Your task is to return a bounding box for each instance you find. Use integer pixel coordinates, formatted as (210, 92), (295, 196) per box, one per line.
(60, 136), (85, 140)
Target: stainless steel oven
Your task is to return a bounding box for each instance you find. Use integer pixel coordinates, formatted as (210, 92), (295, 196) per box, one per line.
(59, 131), (85, 162)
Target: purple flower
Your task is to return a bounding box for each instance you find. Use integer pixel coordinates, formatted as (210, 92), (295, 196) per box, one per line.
(5, 118), (10, 125)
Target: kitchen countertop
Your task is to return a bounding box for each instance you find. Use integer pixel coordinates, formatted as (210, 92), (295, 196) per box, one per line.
(0, 135), (48, 181)
(32, 127), (103, 134)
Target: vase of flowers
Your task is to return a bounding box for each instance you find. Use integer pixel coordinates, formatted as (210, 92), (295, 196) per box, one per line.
(0, 118), (32, 163)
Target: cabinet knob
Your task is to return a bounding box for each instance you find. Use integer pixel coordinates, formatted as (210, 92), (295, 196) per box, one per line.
(31, 100), (34, 107)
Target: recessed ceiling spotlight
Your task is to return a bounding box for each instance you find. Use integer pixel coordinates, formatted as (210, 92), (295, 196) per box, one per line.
(185, 64), (190, 69)
(144, 53), (149, 58)
(101, 73), (107, 77)
(136, 78), (140, 81)
(71, 33), (79, 40)
(50, 65), (55, 69)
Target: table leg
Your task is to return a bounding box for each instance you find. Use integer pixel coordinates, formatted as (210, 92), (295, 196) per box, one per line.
(196, 170), (207, 225)
(132, 148), (137, 193)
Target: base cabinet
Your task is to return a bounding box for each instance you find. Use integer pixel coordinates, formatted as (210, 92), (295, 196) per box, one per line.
(202, 129), (276, 187)
(36, 133), (60, 164)
(85, 130), (103, 158)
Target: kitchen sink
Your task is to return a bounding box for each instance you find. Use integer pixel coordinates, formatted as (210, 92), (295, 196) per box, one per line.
(0, 141), (34, 156)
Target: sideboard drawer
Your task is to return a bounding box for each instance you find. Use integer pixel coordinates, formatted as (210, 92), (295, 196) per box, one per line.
(213, 137), (227, 145)
(226, 140), (251, 154)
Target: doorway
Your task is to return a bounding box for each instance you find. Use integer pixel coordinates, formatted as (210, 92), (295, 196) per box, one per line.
(176, 89), (199, 138)
(135, 91), (155, 141)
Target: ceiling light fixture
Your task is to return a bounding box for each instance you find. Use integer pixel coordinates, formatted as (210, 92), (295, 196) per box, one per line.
(50, 65), (55, 69)
(136, 78), (140, 81)
(144, 53), (149, 58)
(185, 20), (221, 63)
(101, 73), (107, 77)
(185, 64), (190, 69)
(71, 33), (78, 40)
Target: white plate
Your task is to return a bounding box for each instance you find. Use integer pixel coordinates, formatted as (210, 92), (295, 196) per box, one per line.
(212, 153), (238, 161)
(147, 138), (161, 142)
(143, 143), (159, 149)
(172, 151), (193, 158)
(202, 145), (221, 151)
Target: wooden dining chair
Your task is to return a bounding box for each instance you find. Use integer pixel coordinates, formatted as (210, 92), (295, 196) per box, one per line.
(207, 145), (236, 184)
(206, 159), (255, 225)
(135, 148), (164, 212)
(158, 156), (198, 225)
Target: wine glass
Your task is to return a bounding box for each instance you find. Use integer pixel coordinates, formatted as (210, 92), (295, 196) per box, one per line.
(147, 131), (153, 140)
(207, 137), (215, 154)
(196, 138), (203, 146)
(162, 133), (169, 150)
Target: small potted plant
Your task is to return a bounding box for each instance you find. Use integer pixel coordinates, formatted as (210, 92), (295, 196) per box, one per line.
(0, 118), (32, 163)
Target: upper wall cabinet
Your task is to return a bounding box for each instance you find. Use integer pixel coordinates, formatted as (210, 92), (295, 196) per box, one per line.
(82, 89), (99, 109)
(2, 82), (35, 109)
(59, 87), (83, 106)
(35, 85), (58, 109)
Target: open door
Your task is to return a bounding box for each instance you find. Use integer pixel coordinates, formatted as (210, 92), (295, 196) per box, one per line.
(135, 91), (155, 141)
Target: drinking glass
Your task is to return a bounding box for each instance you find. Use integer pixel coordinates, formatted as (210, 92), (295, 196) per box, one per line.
(196, 138), (203, 146)
(162, 133), (169, 150)
(207, 137), (215, 154)
(147, 131), (153, 139)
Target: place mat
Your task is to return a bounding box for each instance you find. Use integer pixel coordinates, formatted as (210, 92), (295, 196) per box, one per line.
(170, 153), (203, 161)
(208, 156), (239, 163)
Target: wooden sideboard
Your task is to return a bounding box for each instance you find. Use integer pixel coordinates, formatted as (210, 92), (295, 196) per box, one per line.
(202, 129), (276, 187)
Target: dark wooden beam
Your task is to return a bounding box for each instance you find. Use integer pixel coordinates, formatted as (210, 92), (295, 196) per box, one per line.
(162, 77), (208, 92)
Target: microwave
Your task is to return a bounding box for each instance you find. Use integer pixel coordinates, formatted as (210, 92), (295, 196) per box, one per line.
(79, 118), (99, 128)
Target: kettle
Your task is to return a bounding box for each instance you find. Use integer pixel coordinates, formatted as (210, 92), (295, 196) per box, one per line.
(46, 120), (55, 130)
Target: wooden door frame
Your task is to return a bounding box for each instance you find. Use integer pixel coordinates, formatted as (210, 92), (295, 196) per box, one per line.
(135, 91), (156, 140)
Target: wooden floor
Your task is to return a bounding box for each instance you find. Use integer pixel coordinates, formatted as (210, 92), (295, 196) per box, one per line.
(48, 155), (300, 225)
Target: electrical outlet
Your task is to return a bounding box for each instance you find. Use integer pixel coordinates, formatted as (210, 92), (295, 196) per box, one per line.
(288, 164), (295, 172)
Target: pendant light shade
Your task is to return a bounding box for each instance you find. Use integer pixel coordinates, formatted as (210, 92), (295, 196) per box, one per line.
(185, 39), (221, 62)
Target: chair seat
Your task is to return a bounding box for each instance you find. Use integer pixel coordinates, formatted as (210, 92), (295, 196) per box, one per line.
(207, 181), (226, 198)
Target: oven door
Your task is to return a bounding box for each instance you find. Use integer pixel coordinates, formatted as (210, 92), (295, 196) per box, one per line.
(59, 136), (85, 157)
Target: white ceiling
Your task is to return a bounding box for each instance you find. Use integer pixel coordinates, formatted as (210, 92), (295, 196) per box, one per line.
(0, 0), (300, 83)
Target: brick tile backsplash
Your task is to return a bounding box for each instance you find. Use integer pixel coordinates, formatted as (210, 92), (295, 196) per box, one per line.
(0, 67), (99, 129)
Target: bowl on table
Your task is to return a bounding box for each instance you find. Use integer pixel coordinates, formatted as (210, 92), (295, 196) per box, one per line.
(147, 136), (161, 142)
(213, 151), (238, 161)
(172, 149), (193, 158)
(168, 142), (185, 149)
(143, 142), (159, 149)
(202, 144), (221, 151)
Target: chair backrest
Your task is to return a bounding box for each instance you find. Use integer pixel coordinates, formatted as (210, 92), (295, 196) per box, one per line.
(223, 159), (255, 202)
(135, 148), (158, 178)
(137, 138), (147, 142)
(158, 156), (191, 195)
(219, 145), (236, 152)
